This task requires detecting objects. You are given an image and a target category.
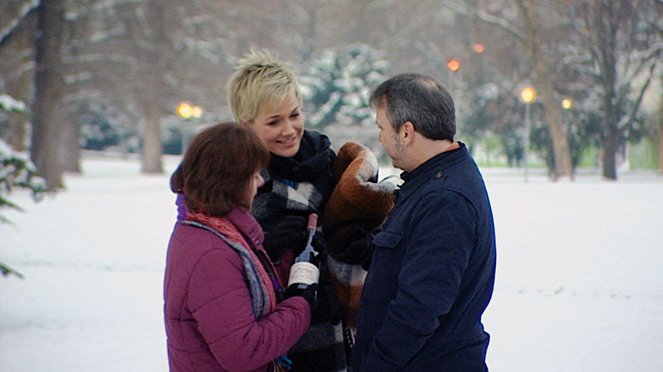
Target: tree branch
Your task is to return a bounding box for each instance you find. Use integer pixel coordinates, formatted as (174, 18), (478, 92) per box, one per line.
(0, 0), (39, 47)
(441, 0), (526, 44)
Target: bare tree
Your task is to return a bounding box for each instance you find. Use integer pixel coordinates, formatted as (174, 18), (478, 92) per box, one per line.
(61, 0), (233, 173)
(515, 0), (574, 180)
(571, 0), (662, 179)
(11, 0), (658, 182)
(442, 0), (574, 180)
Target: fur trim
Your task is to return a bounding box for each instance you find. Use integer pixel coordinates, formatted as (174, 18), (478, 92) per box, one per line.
(325, 142), (395, 240)
(323, 142), (395, 327)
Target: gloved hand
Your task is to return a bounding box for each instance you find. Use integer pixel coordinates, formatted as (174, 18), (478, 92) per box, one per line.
(298, 283), (318, 304)
(263, 215), (308, 262)
(327, 225), (374, 265)
(310, 232), (328, 256)
(286, 283), (318, 315)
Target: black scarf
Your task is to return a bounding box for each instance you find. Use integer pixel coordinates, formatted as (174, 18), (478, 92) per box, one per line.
(253, 130), (336, 228)
(268, 131), (335, 197)
(251, 130), (348, 371)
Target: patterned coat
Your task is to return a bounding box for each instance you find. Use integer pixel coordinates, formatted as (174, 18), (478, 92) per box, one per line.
(251, 130), (346, 372)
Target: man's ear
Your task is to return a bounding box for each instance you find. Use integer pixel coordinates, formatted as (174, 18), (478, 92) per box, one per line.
(400, 121), (416, 144)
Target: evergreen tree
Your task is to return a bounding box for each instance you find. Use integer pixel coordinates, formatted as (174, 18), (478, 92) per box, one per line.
(301, 44), (389, 129)
(0, 94), (47, 278)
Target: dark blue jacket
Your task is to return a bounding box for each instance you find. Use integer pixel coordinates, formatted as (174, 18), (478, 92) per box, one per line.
(352, 144), (496, 371)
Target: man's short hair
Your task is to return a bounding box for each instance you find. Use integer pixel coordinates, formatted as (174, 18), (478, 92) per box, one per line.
(369, 73), (456, 141)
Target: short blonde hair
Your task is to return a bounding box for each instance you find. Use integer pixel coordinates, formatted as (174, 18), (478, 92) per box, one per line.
(227, 49), (302, 124)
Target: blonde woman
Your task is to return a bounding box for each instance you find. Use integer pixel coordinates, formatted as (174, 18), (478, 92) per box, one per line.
(227, 50), (369, 371)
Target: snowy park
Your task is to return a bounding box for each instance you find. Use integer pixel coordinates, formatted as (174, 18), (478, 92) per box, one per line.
(1, 153), (662, 372)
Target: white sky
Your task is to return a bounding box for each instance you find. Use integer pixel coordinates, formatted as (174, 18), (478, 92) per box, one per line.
(1, 154), (662, 372)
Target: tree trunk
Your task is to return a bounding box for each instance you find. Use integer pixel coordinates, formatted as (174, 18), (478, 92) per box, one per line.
(7, 68), (30, 152)
(63, 117), (81, 173)
(8, 113), (28, 151)
(533, 59), (574, 180)
(139, 0), (167, 174)
(593, 1), (620, 180)
(518, 0), (574, 181)
(141, 105), (163, 173)
(659, 96), (663, 175)
(30, 0), (66, 190)
(602, 126), (618, 180)
(3, 7), (36, 152)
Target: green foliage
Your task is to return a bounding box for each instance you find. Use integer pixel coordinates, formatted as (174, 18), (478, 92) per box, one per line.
(629, 138), (659, 169)
(75, 101), (140, 153)
(1, 95), (48, 278)
(463, 81), (526, 167)
(79, 110), (122, 150)
(0, 140), (47, 216)
(0, 139), (48, 279)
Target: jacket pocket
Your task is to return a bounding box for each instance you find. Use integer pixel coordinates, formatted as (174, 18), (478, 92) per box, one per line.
(372, 230), (402, 250)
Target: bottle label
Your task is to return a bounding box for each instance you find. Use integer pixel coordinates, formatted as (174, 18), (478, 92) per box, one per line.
(288, 262), (320, 286)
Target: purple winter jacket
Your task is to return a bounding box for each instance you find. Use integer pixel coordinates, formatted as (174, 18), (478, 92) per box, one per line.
(164, 207), (311, 372)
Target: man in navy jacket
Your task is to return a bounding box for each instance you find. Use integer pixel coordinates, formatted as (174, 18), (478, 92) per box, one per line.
(352, 73), (496, 371)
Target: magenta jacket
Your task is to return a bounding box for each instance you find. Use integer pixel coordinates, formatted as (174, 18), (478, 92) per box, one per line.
(164, 207), (311, 371)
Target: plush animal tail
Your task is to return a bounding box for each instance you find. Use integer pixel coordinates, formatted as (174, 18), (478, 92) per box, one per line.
(323, 142), (395, 326)
(326, 255), (366, 328)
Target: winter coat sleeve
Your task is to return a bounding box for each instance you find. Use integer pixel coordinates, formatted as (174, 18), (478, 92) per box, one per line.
(188, 247), (311, 371)
(364, 192), (476, 370)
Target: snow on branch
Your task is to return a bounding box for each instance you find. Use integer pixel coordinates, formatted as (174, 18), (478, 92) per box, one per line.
(0, 0), (39, 46)
(0, 94), (27, 112)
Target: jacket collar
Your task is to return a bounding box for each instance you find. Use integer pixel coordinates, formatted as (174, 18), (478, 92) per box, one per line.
(397, 142), (468, 203)
(227, 207), (264, 246)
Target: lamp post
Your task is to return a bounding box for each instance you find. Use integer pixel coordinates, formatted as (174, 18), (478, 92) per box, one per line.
(561, 98), (573, 130)
(520, 85), (536, 182)
(176, 101), (203, 154)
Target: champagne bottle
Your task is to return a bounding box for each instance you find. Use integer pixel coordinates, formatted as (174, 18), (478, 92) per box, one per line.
(286, 213), (320, 295)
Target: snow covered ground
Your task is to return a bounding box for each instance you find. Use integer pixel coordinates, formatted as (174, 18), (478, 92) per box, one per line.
(1, 154), (662, 372)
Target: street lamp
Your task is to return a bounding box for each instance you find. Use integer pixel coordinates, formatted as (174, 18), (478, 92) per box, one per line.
(520, 85), (536, 182)
(176, 101), (204, 154)
(176, 101), (193, 119)
(447, 58), (461, 92)
(561, 98), (573, 110)
(447, 58), (461, 73)
(473, 43), (485, 54)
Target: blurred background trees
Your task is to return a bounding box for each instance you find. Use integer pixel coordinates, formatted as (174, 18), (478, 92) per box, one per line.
(1, 0), (661, 189)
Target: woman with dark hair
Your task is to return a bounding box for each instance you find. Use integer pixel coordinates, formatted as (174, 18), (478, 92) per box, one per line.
(164, 123), (314, 372)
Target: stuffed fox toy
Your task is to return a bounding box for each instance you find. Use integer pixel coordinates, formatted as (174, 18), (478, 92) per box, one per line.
(323, 141), (396, 327)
